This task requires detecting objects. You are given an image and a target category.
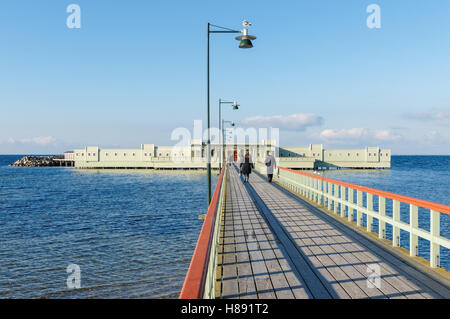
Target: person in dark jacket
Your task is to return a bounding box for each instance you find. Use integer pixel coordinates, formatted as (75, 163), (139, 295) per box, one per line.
(240, 151), (254, 183)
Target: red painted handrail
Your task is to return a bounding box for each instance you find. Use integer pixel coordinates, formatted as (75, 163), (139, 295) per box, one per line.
(179, 166), (225, 299)
(257, 161), (450, 215)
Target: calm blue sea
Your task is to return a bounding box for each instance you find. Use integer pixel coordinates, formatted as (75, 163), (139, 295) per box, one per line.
(0, 155), (448, 298)
(0, 155), (217, 298)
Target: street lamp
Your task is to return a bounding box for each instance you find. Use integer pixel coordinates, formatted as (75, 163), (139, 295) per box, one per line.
(205, 21), (256, 204)
(219, 99), (239, 171)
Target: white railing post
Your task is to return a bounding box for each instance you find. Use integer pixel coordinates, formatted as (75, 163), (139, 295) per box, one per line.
(315, 178), (319, 203)
(319, 180), (323, 206)
(302, 175), (306, 196)
(367, 193), (373, 232)
(348, 188), (354, 222)
(379, 196), (386, 239)
(327, 182), (332, 210)
(430, 210), (440, 268)
(409, 204), (418, 257)
(357, 190), (363, 227)
(340, 186), (346, 217)
(393, 200), (400, 247)
(334, 184), (339, 215)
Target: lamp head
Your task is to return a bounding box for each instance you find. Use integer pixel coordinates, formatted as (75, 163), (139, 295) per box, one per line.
(235, 23), (256, 49)
(232, 102), (239, 110)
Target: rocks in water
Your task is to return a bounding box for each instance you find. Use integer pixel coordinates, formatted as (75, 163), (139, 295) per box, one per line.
(10, 156), (64, 167)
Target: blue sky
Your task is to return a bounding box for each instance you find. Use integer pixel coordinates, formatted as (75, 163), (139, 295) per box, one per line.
(1, 0), (449, 154)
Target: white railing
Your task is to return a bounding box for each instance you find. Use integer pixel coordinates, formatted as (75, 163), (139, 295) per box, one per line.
(256, 162), (450, 269)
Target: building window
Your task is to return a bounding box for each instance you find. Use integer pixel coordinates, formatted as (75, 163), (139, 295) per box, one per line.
(166, 153), (169, 156)
(93, 153), (96, 156)
(124, 153), (127, 156)
(76, 153), (79, 157)
(159, 153), (162, 156)
(106, 153), (109, 156)
(356, 153), (359, 157)
(144, 153), (147, 156)
(132, 153), (135, 156)
(348, 153), (350, 157)
(115, 153), (118, 156)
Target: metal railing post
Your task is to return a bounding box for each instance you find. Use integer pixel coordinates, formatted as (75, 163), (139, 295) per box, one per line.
(379, 196), (386, 239)
(348, 188), (354, 222)
(319, 180), (324, 206)
(327, 182), (332, 210)
(393, 200), (400, 247)
(367, 193), (373, 232)
(430, 210), (440, 268)
(357, 190), (363, 227)
(334, 184), (339, 215)
(409, 204), (418, 257)
(340, 186), (346, 217)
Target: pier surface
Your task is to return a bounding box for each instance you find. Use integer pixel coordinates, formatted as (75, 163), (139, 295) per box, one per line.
(215, 166), (449, 299)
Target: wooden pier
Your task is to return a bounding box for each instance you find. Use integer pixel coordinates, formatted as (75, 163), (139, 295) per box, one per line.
(180, 164), (450, 299)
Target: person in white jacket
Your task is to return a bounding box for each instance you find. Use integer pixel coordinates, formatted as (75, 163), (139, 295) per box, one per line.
(264, 151), (277, 183)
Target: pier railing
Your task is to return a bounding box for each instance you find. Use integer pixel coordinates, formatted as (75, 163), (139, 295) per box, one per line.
(255, 162), (450, 269)
(179, 165), (227, 299)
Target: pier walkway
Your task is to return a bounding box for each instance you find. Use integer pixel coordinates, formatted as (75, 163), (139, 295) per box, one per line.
(180, 164), (450, 299)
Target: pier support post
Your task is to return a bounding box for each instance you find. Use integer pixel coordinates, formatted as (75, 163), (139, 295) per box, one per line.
(367, 193), (373, 232)
(393, 200), (400, 247)
(379, 196), (386, 239)
(409, 205), (418, 257)
(430, 210), (440, 268)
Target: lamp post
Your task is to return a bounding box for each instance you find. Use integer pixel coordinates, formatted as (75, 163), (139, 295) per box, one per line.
(205, 21), (256, 204)
(218, 99), (239, 172)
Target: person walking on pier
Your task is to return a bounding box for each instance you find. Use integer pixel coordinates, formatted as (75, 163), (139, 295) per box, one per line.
(240, 151), (254, 183)
(265, 151), (276, 183)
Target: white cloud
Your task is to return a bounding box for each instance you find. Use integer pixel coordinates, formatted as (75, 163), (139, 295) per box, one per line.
(404, 107), (450, 121)
(242, 113), (324, 131)
(6, 136), (57, 146)
(318, 128), (402, 144)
